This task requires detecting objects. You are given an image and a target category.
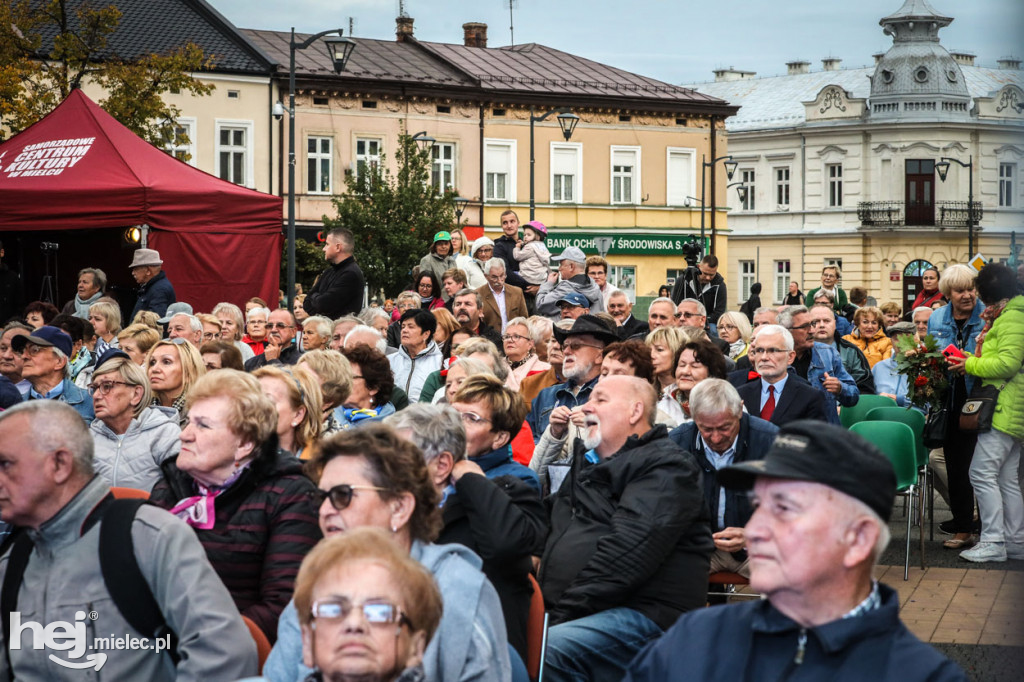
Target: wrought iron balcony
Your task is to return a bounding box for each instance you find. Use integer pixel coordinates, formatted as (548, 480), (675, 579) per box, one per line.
(856, 201), (983, 227)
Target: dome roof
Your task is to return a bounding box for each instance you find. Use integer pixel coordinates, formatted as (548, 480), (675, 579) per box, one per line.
(869, 0), (970, 118)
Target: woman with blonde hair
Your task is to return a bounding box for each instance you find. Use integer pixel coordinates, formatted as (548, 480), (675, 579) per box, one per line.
(645, 326), (697, 423)
(88, 352), (180, 491)
(148, 369), (321, 640)
(117, 323), (161, 366)
(432, 307), (460, 349)
(297, 349), (354, 433)
(842, 306), (893, 368)
(145, 338), (206, 422)
(131, 309), (161, 331)
(716, 311), (751, 360)
(195, 313), (222, 345)
(253, 364), (323, 459)
(88, 300), (122, 356)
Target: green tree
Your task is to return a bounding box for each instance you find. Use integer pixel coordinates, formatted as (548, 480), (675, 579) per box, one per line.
(323, 134), (458, 298)
(0, 0), (214, 147)
(281, 236), (326, 296)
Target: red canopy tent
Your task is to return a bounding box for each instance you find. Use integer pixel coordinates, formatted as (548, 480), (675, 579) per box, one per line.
(0, 89), (282, 313)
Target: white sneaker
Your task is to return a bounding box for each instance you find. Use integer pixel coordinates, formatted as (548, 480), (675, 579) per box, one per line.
(1006, 542), (1024, 560)
(960, 542), (1007, 563)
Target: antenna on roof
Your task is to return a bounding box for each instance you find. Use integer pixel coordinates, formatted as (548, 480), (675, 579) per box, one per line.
(398, 0), (408, 18)
(348, 17), (355, 35)
(505, 0), (517, 46)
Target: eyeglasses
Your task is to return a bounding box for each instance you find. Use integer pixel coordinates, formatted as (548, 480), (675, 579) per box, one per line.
(502, 333), (530, 343)
(562, 340), (603, 353)
(788, 323), (812, 331)
(308, 483), (389, 511)
(717, 324), (738, 331)
(267, 323), (294, 330)
(679, 312), (704, 320)
(22, 343), (51, 357)
(459, 411), (491, 425)
(248, 320), (267, 326)
(202, 332), (218, 340)
(311, 598), (410, 627)
(748, 347), (789, 357)
(88, 380), (133, 395)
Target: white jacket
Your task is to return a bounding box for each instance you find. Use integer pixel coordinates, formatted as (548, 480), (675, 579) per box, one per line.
(389, 341), (443, 402)
(90, 405), (181, 491)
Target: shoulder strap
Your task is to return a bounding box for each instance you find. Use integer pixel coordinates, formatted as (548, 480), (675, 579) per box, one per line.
(98, 499), (180, 665)
(1, 532), (34, 681)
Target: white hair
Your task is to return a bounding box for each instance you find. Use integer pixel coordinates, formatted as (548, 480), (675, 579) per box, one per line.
(649, 296), (676, 310)
(344, 324), (387, 354)
(303, 315), (333, 338)
(172, 313), (203, 332)
(679, 298), (706, 316)
(753, 324), (794, 351)
(246, 306), (270, 322)
(912, 307), (933, 319)
(484, 258), (506, 275)
(689, 379), (743, 420)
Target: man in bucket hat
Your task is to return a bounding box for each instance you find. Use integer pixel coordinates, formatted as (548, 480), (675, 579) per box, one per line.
(625, 421), (967, 682)
(11, 325), (94, 422)
(129, 248), (176, 320)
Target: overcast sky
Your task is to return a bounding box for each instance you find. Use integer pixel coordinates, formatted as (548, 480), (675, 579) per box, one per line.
(212, 0), (1024, 84)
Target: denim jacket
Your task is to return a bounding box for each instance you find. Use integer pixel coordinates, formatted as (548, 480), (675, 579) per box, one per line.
(805, 342), (859, 424)
(927, 300), (985, 393)
(526, 376), (598, 443)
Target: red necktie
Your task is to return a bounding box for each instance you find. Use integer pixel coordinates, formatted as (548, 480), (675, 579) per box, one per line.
(760, 385), (776, 421)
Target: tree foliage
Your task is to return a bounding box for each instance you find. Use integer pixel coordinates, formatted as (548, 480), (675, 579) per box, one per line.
(0, 0), (214, 147)
(280, 236), (327, 296)
(323, 134), (459, 298)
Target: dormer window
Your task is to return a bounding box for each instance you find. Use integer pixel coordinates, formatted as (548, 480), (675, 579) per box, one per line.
(946, 69), (958, 82)
(881, 70), (894, 84)
(914, 66), (929, 83)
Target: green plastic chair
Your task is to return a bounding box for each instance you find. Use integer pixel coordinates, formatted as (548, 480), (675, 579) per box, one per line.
(839, 394), (898, 429)
(865, 406), (935, 542)
(850, 421), (920, 580)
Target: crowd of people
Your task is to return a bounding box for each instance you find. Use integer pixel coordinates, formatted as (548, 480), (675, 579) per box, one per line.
(1, 217), (1021, 681)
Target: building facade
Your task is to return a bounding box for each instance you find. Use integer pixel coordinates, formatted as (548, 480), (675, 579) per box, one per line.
(685, 0), (1023, 312)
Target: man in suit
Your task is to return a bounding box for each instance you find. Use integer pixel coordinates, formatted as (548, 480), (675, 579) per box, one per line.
(476, 258), (527, 334)
(736, 324), (828, 426)
(608, 290), (649, 339)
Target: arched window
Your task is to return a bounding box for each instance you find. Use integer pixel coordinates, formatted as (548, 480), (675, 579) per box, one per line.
(903, 259), (934, 277)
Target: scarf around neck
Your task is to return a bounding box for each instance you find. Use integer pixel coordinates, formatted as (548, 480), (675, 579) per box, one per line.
(169, 463), (250, 529)
(975, 298), (1010, 355)
(73, 291), (102, 319)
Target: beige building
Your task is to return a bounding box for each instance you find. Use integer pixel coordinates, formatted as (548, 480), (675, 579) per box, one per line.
(685, 0), (1024, 312)
(246, 18), (738, 299)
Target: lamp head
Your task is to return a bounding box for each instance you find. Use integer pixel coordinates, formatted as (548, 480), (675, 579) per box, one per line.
(323, 34), (356, 73)
(723, 159), (738, 181)
(557, 111), (580, 141)
(935, 160), (950, 182)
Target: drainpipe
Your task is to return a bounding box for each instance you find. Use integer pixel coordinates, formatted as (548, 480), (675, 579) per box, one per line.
(709, 115), (718, 253)
(479, 103), (485, 228)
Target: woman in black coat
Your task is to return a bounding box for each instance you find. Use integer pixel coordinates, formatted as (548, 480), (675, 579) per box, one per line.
(738, 282), (762, 323)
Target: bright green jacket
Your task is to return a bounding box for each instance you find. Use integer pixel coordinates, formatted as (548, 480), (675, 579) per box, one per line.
(964, 296), (1024, 439)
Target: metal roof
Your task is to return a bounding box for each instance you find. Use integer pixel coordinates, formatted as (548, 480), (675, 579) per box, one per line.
(684, 64), (1023, 132)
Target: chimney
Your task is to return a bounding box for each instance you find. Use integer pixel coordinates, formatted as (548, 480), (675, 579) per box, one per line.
(997, 56), (1022, 70)
(950, 51), (975, 67)
(786, 60), (810, 75)
(396, 15), (414, 42)
(712, 67), (756, 82)
(822, 57), (842, 71)
(462, 22), (488, 48)
(873, 52), (885, 65)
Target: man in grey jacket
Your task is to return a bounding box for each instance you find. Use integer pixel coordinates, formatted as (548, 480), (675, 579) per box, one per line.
(536, 247), (605, 320)
(0, 401), (257, 682)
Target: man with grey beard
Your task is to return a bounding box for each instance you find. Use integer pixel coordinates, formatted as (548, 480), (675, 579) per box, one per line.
(539, 375), (713, 682)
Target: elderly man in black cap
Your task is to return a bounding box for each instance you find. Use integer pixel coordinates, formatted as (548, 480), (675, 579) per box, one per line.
(625, 421), (968, 682)
(129, 248), (176, 319)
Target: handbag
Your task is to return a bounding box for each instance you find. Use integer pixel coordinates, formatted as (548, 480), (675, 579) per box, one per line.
(923, 406), (948, 449)
(959, 367), (1023, 433)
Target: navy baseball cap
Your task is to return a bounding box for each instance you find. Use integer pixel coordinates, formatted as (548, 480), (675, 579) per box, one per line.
(11, 326), (73, 358)
(557, 292), (590, 309)
(719, 420), (898, 522)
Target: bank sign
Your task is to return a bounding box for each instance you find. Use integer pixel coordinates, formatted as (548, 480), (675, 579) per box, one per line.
(545, 233), (705, 256)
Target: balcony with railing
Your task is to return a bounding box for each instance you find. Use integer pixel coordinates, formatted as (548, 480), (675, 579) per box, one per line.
(857, 201), (984, 228)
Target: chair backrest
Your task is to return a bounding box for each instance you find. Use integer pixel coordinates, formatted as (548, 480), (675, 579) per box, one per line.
(839, 394), (898, 429)
(849, 421), (918, 490)
(110, 486), (150, 499)
(242, 615), (271, 673)
(865, 406), (927, 468)
(526, 573), (545, 680)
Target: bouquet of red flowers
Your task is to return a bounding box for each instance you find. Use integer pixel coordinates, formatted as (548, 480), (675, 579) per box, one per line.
(894, 334), (949, 411)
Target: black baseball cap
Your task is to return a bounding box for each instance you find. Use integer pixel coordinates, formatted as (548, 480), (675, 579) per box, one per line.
(719, 420), (898, 522)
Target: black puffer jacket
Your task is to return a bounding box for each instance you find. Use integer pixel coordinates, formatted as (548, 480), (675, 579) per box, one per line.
(539, 425), (713, 629)
(149, 438), (322, 641)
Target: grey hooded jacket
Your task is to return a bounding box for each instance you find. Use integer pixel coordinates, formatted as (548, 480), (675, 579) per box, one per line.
(90, 406), (181, 491)
(263, 540), (511, 682)
(0, 476), (258, 681)
(535, 274), (605, 319)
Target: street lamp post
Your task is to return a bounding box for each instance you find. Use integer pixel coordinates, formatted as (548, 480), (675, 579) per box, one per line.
(935, 155), (975, 256)
(280, 28), (355, 311)
(529, 107), (580, 220)
(700, 155), (738, 256)
(453, 196), (470, 225)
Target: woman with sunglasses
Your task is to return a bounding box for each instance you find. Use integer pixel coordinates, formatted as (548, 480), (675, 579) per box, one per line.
(89, 351), (180, 491)
(148, 369), (321, 643)
(294, 527), (443, 682)
(264, 424), (512, 682)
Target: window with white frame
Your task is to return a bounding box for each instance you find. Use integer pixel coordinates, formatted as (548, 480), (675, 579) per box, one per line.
(215, 120), (253, 187)
(775, 167), (790, 207)
(164, 117), (196, 165)
(740, 169), (755, 210)
(307, 136), (332, 194)
(355, 138), (381, 181)
(740, 260), (756, 302)
(774, 260), (791, 303)
(431, 143), (455, 192)
(999, 163), (1016, 207)
(666, 148), (695, 206)
(551, 143), (581, 203)
(611, 146), (640, 204)
(609, 265), (636, 303)
(827, 164), (843, 207)
(484, 140), (515, 202)
(824, 257), (843, 272)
